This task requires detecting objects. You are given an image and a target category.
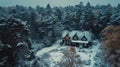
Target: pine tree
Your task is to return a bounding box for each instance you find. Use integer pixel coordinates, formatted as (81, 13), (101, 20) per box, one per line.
(0, 17), (32, 67)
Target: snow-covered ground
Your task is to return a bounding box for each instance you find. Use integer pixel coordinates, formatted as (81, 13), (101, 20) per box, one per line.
(35, 40), (104, 67)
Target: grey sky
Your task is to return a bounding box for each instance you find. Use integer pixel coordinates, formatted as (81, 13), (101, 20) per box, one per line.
(0, 0), (119, 7)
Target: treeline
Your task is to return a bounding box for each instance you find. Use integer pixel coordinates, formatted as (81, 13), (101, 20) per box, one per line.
(0, 2), (120, 67)
(0, 2), (120, 45)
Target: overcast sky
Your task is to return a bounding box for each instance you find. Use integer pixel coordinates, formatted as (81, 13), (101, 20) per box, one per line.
(0, 0), (119, 7)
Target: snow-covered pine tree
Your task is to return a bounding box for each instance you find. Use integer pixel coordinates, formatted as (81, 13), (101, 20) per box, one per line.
(0, 16), (33, 67)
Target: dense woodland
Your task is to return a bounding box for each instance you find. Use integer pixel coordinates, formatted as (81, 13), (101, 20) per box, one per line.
(0, 2), (120, 67)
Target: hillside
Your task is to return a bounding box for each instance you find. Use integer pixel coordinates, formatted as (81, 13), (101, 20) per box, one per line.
(0, 2), (120, 67)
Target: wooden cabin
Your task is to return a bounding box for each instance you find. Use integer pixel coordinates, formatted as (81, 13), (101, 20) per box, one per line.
(61, 30), (94, 48)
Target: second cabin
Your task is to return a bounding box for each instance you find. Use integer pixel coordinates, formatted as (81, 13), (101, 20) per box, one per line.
(61, 30), (94, 48)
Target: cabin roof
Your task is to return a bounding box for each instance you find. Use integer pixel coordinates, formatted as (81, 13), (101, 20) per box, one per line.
(62, 30), (69, 38)
(69, 30), (78, 38)
(84, 31), (93, 41)
(76, 31), (84, 39)
(62, 30), (94, 41)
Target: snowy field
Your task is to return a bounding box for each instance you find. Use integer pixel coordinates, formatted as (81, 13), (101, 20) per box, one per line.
(35, 40), (103, 67)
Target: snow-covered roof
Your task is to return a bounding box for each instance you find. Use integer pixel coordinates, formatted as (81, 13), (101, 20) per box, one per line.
(61, 30), (69, 38)
(77, 31), (93, 41)
(68, 30), (78, 38)
(62, 30), (94, 41)
(84, 31), (93, 41)
(76, 31), (84, 39)
(71, 40), (89, 43)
